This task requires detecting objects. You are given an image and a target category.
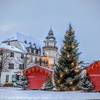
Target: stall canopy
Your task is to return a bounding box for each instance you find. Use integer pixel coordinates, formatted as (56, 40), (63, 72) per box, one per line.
(87, 61), (100, 92)
(23, 65), (53, 90)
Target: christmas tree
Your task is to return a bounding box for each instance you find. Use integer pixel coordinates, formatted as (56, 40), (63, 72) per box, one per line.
(78, 69), (94, 92)
(20, 75), (28, 90)
(54, 24), (81, 91)
(13, 75), (28, 90)
(43, 77), (54, 91)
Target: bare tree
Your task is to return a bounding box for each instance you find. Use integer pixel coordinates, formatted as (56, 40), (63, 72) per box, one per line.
(0, 50), (10, 77)
(14, 52), (34, 69)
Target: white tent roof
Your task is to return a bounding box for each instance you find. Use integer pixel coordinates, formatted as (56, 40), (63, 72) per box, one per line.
(0, 43), (25, 53)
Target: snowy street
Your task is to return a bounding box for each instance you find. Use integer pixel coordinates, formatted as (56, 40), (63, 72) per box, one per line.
(0, 87), (100, 100)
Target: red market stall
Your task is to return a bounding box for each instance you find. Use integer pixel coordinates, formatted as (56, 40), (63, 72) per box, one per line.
(86, 61), (100, 92)
(23, 65), (53, 90)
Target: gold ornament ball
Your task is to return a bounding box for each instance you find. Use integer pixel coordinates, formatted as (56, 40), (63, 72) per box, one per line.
(72, 45), (75, 48)
(67, 55), (70, 58)
(72, 87), (76, 91)
(71, 63), (74, 66)
(60, 73), (64, 78)
(57, 80), (60, 83)
(64, 46), (66, 49)
(68, 32), (72, 35)
(65, 69), (68, 72)
(69, 81), (73, 85)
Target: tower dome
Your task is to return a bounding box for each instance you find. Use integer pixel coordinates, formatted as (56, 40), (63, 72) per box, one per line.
(46, 28), (56, 40)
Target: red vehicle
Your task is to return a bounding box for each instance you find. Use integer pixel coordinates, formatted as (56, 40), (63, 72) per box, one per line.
(87, 61), (100, 92)
(23, 65), (53, 90)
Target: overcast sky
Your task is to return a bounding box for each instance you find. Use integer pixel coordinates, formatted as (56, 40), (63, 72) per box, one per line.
(0, 0), (100, 63)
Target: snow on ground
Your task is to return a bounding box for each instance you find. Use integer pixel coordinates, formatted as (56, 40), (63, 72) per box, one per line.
(0, 87), (100, 100)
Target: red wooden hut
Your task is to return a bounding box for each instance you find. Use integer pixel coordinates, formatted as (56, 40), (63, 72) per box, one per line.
(23, 65), (53, 90)
(86, 61), (100, 92)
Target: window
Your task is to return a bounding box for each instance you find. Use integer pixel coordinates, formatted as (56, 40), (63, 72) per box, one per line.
(0, 51), (3, 55)
(5, 75), (9, 83)
(9, 63), (14, 69)
(0, 62), (2, 67)
(24, 40), (27, 44)
(35, 57), (37, 63)
(21, 54), (24, 59)
(10, 52), (14, 57)
(36, 49), (38, 54)
(12, 75), (16, 82)
(19, 64), (24, 70)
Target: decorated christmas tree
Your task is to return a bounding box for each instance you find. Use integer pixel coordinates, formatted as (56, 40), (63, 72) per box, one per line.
(13, 75), (28, 90)
(43, 77), (54, 90)
(20, 75), (28, 90)
(78, 69), (94, 91)
(54, 24), (81, 91)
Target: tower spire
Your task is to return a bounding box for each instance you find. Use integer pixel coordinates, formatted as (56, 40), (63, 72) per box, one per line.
(69, 23), (72, 32)
(48, 26), (54, 36)
(50, 25), (52, 31)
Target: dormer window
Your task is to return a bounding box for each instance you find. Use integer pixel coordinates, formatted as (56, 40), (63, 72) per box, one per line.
(10, 52), (14, 57)
(21, 54), (24, 59)
(24, 40), (27, 44)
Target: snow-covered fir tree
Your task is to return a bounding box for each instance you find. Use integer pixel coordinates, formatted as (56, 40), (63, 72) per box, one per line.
(78, 69), (94, 92)
(44, 77), (54, 90)
(13, 75), (28, 90)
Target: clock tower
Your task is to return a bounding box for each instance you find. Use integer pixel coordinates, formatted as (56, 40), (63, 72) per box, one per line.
(43, 28), (58, 68)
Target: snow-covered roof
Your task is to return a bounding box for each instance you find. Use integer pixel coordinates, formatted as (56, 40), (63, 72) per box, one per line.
(1, 32), (41, 52)
(18, 42), (28, 53)
(2, 32), (40, 46)
(0, 43), (25, 53)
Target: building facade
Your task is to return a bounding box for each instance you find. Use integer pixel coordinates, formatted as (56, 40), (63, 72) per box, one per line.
(0, 46), (24, 85)
(0, 29), (58, 86)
